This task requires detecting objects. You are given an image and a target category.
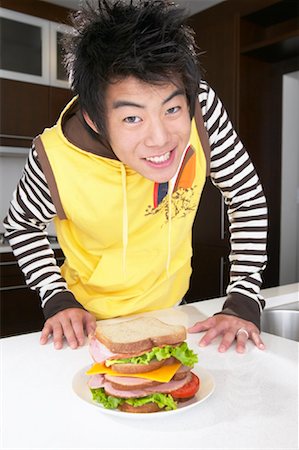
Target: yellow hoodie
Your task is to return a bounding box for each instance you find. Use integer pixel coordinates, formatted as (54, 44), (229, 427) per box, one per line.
(36, 97), (206, 319)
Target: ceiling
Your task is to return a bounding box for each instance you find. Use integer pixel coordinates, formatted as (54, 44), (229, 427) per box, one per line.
(43, 0), (225, 16)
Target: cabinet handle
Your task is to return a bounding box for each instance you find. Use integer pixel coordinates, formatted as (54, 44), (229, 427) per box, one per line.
(0, 133), (33, 140)
(220, 197), (225, 240)
(220, 256), (224, 296)
(0, 285), (27, 291)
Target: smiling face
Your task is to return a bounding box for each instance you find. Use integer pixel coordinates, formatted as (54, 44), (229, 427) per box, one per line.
(102, 76), (191, 183)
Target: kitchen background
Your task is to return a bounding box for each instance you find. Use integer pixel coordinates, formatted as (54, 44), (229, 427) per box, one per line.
(1, 0), (298, 336)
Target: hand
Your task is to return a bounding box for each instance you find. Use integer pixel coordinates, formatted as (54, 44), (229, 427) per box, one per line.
(40, 308), (96, 350)
(188, 314), (265, 353)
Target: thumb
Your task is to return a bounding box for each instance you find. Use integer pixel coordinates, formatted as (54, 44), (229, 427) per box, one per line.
(85, 313), (97, 336)
(188, 322), (204, 333)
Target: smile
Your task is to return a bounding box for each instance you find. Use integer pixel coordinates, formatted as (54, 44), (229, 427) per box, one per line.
(145, 151), (171, 164)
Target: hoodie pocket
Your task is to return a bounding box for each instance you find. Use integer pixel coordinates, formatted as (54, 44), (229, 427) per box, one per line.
(86, 248), (160, 293)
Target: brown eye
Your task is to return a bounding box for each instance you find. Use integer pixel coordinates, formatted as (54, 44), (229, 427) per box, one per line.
(124, 116), (141, 124)
(166, 106), (180, 115)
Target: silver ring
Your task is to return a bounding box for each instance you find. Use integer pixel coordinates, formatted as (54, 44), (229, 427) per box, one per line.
(236, 328), (249, 339)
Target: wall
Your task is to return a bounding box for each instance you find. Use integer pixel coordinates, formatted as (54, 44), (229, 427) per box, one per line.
(0, 151), (57, 235)
(280, 71), (299, 284)
(0, 152), (26, 233)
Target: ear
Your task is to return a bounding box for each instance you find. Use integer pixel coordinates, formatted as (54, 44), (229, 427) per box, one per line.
(82, 111), (98, 134)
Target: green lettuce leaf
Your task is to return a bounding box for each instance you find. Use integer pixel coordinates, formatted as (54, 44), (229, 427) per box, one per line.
(91, 388), (177, 411)
(91, 388), (123, 409)
(105, 342), (198, 367)
(125, 393), (177, 410)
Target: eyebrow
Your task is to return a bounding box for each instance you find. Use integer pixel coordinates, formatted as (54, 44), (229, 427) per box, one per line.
(112, 88), (185, 109)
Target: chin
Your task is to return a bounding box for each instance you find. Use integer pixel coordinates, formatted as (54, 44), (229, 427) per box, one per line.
(144, 166), (179, 184)
(145, 174), (172, 184)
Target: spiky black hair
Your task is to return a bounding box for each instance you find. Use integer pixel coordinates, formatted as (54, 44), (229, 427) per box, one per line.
(63, 0), (201, 137)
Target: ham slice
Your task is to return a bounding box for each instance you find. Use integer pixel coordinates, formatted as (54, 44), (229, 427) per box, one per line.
(104, 375), (160, 390)
(88, 374), (106, 389)
(103, 372), (192, 398)
(173, 364), (191, 380)
(89, 336), (116, 363)
(89, 336), (155, 363)
(103, 382), (151, 398)
(146, 372), (192, 394)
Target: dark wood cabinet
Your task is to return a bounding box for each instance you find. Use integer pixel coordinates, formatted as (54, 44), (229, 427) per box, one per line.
(0, 0), (73, 148)
(0, 249), (65, 337)
(49, 85), (73, 124)
(0, 0), (70, 24)
(1, 79), (49, 147)
(186, 0), (299, 300)
(0, 78), (72, 147)
(1, 288), (44, 337)
(185, 179), (230, 302)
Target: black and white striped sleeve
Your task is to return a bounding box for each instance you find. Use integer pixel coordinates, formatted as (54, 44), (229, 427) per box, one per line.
(199, 81), (268, 329)
(3, 145), (84, 319)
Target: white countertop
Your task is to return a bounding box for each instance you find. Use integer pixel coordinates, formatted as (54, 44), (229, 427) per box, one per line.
(1, 283), (298, 450)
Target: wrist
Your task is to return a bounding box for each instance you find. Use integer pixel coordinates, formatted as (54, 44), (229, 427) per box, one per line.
(215, 293), (262, 330)
(43, 291), (85, 320)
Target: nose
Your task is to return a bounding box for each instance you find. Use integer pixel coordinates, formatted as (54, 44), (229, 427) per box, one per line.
(144, 118), (169, 148)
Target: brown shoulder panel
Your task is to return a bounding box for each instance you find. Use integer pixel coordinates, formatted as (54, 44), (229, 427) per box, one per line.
(194, 101), (210, 177)
(33, 136), (67, 220)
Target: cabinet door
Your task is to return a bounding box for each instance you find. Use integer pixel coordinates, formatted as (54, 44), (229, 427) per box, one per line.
(186, 245), (230, 301)
(0, 78), (49, 147)
(0, 287), (44, 337)
(0, 79), (72, 147)
(49, 86), (73, 124)
(0, 8), (50, 85)
(0, 249), (65, 337)
(185, 179), (230, 302)
(49, 22), (73, 89)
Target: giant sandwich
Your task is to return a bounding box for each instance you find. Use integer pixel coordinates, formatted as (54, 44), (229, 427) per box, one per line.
(87, 316), (200, 413)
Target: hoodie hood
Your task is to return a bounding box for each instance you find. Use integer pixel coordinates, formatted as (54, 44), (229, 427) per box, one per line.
(62, 96), (116, 160)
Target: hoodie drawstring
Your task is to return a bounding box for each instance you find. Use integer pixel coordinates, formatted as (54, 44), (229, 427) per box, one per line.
(121, 164), (128, 277)
(166, 183), (173, 277)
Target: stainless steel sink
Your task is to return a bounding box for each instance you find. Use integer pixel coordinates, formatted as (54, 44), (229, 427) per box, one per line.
(261, 302), (299, 342)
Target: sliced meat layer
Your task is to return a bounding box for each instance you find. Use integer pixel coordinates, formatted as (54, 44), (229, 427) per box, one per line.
(103, 382), (150, 398)
(172, 365), (192, 380)
(103, 372), (191, 398)
(89, 337), (156, 364)
(89, 336), (116, 363)
(104, 375), (160, 390)
(146, 371), (192, 394)
(88, 374), (106, 389)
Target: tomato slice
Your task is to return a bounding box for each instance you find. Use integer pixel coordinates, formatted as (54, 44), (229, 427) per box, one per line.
(170, 373), (200, 399)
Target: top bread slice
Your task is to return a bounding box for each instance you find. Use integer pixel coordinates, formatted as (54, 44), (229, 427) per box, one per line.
(96, 317), (187, 354)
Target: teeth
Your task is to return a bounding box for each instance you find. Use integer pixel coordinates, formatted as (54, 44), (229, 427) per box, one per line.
(145, 151), (170, 163)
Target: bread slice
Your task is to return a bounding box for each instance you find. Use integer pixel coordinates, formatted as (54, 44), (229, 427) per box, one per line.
(119, 402), (162, 413)
(96, 317), (186, 354)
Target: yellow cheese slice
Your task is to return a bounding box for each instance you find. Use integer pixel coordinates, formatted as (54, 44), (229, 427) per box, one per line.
(86, 361), (181, 383)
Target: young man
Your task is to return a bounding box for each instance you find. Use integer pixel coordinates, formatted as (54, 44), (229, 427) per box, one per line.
(4, 0), (267, 353)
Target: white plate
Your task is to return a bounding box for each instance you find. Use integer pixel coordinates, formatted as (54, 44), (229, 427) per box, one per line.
(72, 366), (215, 418)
